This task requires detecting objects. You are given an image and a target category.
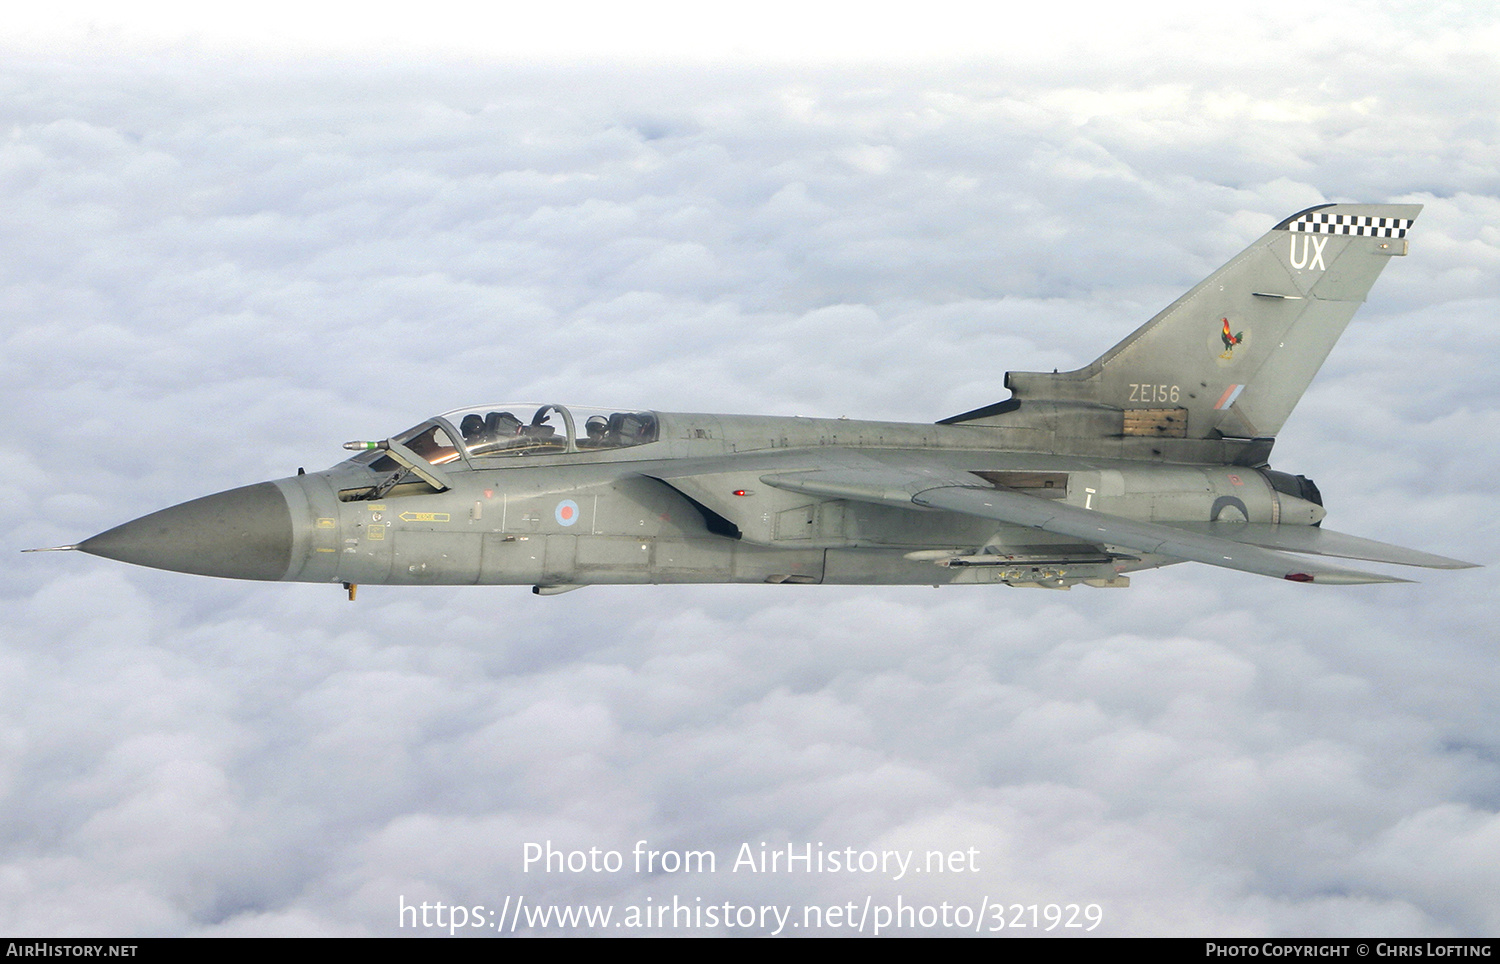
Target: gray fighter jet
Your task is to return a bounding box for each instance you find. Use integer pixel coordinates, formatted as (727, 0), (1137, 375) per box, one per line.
(37, 203), (1477, 596)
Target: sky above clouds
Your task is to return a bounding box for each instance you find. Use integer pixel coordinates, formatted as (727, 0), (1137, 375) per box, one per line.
(2, 1), (1499, 937)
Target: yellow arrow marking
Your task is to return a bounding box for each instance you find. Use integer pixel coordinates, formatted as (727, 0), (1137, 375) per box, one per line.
(399, 512), (451, 523)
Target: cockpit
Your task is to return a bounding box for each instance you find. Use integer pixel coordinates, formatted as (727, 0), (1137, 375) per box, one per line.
(354, 403), (659, 474)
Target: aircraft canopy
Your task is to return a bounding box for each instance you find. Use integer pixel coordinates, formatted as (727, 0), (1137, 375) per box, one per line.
(356, 403), (659, 471)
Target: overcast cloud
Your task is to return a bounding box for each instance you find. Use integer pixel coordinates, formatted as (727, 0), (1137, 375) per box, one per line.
(2, 2), (1498, 937)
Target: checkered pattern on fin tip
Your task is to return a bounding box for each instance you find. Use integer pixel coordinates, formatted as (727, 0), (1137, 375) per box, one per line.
(1281, 212), (1413, 237)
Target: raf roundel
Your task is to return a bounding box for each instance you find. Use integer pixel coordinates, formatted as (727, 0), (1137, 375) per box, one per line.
(555, 499), (580, 527)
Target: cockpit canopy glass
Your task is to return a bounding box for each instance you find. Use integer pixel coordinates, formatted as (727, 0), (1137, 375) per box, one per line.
(447, 404), (658, 458)
(353, 404), (658, 471)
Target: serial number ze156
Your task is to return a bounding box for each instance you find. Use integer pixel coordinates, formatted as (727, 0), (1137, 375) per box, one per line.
(1129, 383), (1180, 403)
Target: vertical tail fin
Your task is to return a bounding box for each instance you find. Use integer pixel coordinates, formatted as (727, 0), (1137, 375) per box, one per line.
(968, 203), (1420, 439)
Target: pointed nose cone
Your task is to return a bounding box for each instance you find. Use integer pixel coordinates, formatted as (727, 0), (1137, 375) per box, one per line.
(79, 482), (294, 581)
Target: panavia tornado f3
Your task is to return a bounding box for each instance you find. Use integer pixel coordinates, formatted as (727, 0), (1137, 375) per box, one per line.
(38, 203), (1477, 595)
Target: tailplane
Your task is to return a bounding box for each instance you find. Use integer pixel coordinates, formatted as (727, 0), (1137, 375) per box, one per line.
(946, 203), (1420, 441)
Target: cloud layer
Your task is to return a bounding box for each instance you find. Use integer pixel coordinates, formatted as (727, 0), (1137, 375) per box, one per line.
(3, 12), (1498, 935)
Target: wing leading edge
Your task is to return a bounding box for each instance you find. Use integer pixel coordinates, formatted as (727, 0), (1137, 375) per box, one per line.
(757, 469), (1469, 585)
(1161, 522), (1475, 571)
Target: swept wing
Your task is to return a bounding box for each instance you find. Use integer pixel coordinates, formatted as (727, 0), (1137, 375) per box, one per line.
(757, 469), (1473, 585)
